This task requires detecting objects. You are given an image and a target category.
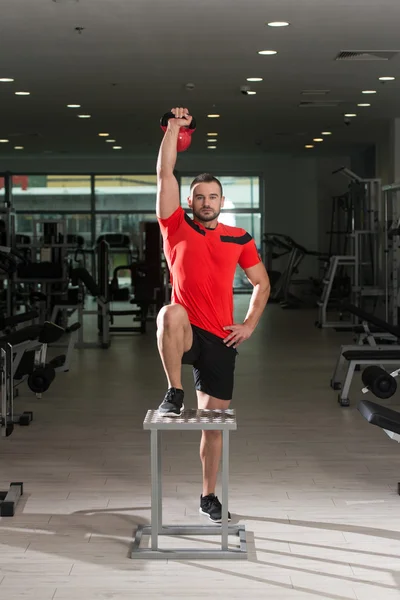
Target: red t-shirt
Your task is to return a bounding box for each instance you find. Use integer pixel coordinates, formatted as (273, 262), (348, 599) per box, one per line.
(158, 206), (261, 338)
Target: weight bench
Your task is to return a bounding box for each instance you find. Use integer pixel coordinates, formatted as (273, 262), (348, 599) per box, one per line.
(131, 409), (247, 560)
(358, 399), (400, 494)
(337, 349), (400, 407)
(332, 304), (400, 406)
(331, 344), (400, 392)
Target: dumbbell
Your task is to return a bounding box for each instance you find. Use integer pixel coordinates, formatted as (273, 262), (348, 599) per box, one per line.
(362, 365), (397, 399)
(27, 364), (56, 394)
(160, 112), (196, 152)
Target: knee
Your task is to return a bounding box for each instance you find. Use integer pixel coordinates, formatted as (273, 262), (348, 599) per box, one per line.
(157, 304), (188, 331)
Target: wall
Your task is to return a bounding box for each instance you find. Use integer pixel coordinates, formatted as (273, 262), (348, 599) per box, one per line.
(375, 122), (394, 185)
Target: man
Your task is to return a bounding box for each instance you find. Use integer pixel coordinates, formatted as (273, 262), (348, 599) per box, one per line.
(155, 106), (270, 523)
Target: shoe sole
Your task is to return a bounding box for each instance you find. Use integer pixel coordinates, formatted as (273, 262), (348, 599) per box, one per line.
(158, 404), (185, 417)
(199, 508), (231, 523)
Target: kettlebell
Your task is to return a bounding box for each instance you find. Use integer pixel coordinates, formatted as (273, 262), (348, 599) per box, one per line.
(160, 112), (197, 152)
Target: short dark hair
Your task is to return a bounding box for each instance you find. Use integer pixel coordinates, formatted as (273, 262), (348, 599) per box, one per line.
(190, 173), (223, 196)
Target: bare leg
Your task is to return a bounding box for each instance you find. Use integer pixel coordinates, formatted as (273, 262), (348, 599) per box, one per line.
(197, 392), (231, 497)
(156, 304), (192, 389)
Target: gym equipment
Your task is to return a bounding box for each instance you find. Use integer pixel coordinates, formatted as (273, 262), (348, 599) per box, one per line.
(381, 182), (400, 326)
(14, 218), (86, 323)
(69, 264), (110, 349)
(262, 233), (325, 308)
(131, 409), (247, 560)
(358, 399), (400, 493)
(0, 482), (23, 517)
(262, 234), (293, 302)
(0, 339), (25, 517)
(160, 112), (196, 152)
(330, 313), (399, 392)
(361, 366), (397, 400)
(359, 399), (400, 441)
(317, 170), (400, 329)
(27, 363), (56, 394)
(0, 310), (38, 333)
(331, 303), (400, 406)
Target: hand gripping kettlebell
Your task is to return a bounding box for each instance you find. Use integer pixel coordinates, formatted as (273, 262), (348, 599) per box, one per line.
(160, 112), (197, 152)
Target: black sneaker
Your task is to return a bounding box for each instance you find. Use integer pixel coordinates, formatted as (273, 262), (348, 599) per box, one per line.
(199, 493), (231, 523)
(157, 387), (185, 417)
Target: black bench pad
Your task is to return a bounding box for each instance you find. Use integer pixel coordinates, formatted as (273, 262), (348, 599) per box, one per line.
(342, 350), (400, 361)
(358, 399), (400, 436)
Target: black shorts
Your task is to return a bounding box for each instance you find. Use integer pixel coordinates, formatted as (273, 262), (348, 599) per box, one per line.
(182, 325), (238, 401)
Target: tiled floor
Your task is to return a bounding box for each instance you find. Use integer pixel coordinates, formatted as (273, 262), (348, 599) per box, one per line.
(1, 299), (400, 599)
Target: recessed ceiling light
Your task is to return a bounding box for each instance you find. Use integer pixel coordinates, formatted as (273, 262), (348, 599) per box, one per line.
(267, 21), (289, 27)
(246, 77), (263, 82)
(98, 133), (109, 137)
(14, 146), (24, 150)
(357, 103), (371, 107)
(344, 113), (357, 117)
(362, 90), (377, 94)
(67, 104), (81, 108)
(313, 138), (324, 142)
(321, 131), (332, 135)
(15, 91), (30, 96)
(113, 146), (122, 150)
(78, 114), (91, 118)
(207, 138), (217, 142)
(258, 50), (278, 55)
(0, 139), (9, 143)
(0, 78), (14, 82)
(208, 146), (217, 150)
(305, 145), (314, 149)
(379, 76), (395, 81)
(247, 91), (257, 95)
(106, 139), (116, 143)
(207, 114), (220, 118)
(207, 132), (218, 136)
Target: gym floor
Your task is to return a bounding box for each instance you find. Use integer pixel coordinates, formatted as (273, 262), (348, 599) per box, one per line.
(1, 298), (400, 600)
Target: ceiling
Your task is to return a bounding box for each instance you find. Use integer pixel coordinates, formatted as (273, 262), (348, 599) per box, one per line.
(0, 0), (400, 159)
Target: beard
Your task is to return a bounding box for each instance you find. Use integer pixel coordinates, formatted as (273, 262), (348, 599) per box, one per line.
(193, 207), (221, 223)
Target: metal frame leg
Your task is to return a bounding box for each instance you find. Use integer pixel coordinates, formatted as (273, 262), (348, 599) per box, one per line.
(158, 430), (162, 532)
(77, 303), (84, 347)
(221, 429), (229, 551)
(340, 361), (356, 402)
(151, 429), (160, 550)
(332, 345), (347, 386)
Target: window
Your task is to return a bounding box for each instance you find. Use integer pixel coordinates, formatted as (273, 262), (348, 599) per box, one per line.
(95, 175), (157, 211)
(219, 212), (261, 249)
(95, 212), (159, 273)
(0, 174), (6, 202)
(15, 213), (92, 245)
(94, 212), (157, 243)
(11, 175), (91, 210)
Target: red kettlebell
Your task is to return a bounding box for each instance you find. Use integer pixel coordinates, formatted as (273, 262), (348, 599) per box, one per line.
(160, 112), (197, 152)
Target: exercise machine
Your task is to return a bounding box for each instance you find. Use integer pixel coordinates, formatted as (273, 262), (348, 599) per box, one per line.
(331, 303), (400, 406)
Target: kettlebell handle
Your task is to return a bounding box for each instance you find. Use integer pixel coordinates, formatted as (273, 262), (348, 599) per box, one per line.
(160, 112), (196, 131)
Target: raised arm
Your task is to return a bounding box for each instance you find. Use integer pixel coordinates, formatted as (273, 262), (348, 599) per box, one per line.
(156, 107), (193, 219)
